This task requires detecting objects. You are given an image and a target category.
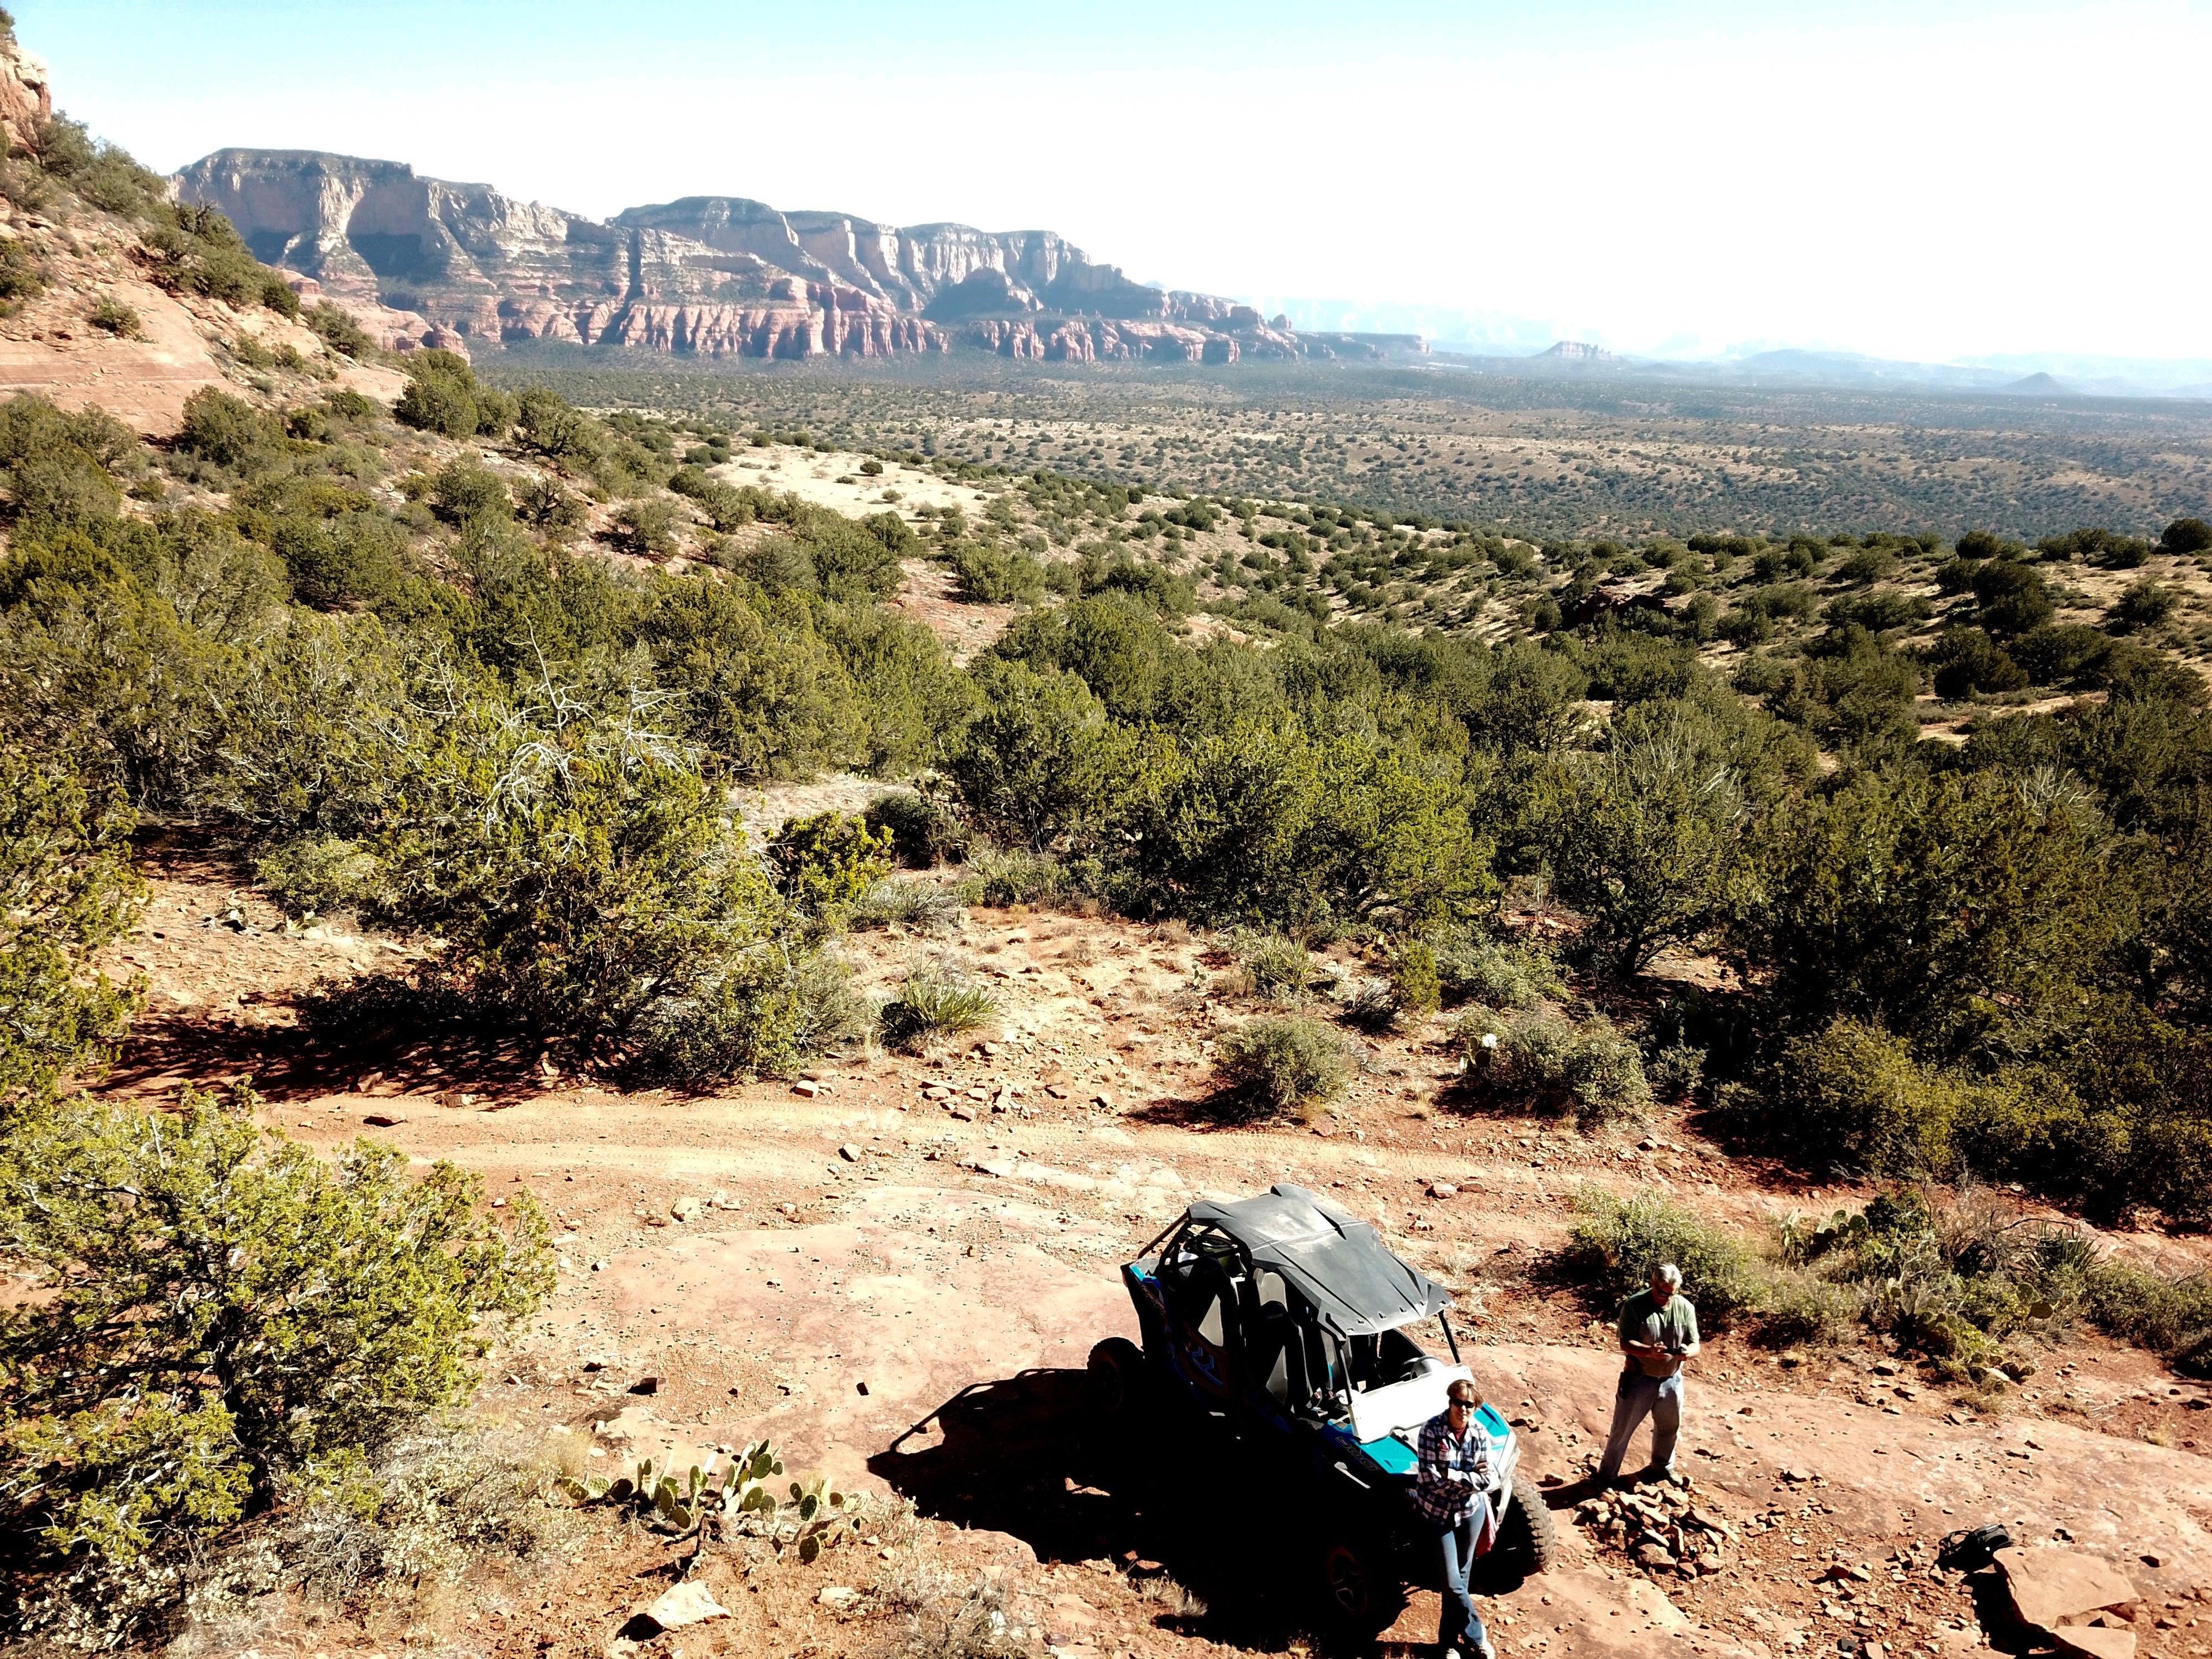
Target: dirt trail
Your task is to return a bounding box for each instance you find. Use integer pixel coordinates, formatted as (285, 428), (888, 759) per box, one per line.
(90, 850), (2212, 1658)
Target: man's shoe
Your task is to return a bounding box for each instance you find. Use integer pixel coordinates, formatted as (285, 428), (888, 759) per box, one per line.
(1658, 1466), (1689, 1487)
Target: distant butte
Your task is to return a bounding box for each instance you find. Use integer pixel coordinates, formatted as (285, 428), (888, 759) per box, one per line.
(173, 149), (1429, 366)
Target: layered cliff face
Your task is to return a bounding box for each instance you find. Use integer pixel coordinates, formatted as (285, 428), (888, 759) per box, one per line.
(174, 149), (1414, 366)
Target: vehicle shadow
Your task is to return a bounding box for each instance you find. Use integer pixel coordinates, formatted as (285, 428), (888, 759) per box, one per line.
(870, 1368), (1381, 1653)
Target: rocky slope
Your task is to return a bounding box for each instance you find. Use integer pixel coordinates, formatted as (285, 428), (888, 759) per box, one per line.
(174, 149), (1426, 366)
(0, 36), (402, 430)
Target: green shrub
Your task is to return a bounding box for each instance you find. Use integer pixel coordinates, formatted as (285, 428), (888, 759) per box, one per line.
(304, 301), (375, 359)
(0, 235), (44, 309)
(1757, 1269), (1857, 1349)
(88, 294), (141, 339)
(2114, 579), (2177, 630)
(880, 965), (999, 1051)
(1229, 930), (1312, 999)
(1427, 929), (1563, 1009)
(1567, 1015), (1652, 1127)
(950, 541), (1048, 605)
(1776, 1189), (2086, 1382)
(1771, 1018), (1971, 1178)
(961, 844), (1075, 907)
(177, 385), (278, 470)
(393, 349), (495, 439)
(1391, 938), (1442, 1019)
(949, 658), (1118, 850)
(1565, 1192), (1766, 1330)
(1461, 1005), (1650, 1128)
(2159, 517), (2212, 556)
(2085, 1260), (2212, 1376)
(0, 1088), (551, 1633)
(1520, 722), (1752, 965)
(0, 752), (143, 1109)
(236, 653), (832, 1083)
(514, 387), (601, 464)
(865, 788), (968, 867)
(851, 877), (964, 934)
(1647, 1041), (1706, 1100)
(767, 810), (892, 921)
(428, 460), (510, 531)
(613, 495), (680, 556)
(1212, 1014), (1351, 1120)
(516, 474), (587, 540)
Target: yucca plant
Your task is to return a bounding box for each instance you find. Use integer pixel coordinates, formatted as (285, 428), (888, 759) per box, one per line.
(878, 967), (999, 1052)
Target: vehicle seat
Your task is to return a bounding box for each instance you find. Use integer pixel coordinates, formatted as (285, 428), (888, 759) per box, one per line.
(1253, 1306), (1306, 1410)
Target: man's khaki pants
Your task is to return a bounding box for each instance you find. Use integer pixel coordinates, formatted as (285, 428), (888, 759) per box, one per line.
(1597, 1367), (1683, 1481)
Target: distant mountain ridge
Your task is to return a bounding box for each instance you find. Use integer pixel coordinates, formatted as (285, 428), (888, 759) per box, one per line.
(173, 149), (1428, 366)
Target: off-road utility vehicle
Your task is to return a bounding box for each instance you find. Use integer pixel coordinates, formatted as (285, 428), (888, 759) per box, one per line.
(1088, 1183), (1556, 1633)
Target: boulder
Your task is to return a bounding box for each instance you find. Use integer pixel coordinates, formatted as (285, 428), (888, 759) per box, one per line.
(1996, 1546), (2139, 1633)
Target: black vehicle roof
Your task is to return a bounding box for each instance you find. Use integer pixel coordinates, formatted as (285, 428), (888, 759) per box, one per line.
(1183, 1183), (1452, 1338)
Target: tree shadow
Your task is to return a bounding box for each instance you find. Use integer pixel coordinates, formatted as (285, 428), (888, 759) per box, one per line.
(870, 1368), (1402, 1655)
(99, 975), (548, 1108)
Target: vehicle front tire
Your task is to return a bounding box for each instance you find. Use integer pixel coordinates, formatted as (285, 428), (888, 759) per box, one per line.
(1317, 1534), (1408, 1637)
(1086, 1337), (1146, 1421)
(1479, 1470), (1560, 1588)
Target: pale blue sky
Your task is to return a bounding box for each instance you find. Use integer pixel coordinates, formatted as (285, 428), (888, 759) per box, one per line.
(17, 1), (2211, 361)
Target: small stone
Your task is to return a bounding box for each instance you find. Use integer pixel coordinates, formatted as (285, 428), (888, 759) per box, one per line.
(628, 1376), (658, 1395)
(641, 1580), (729, 1631)
(793, 1080), (820, 1098)
(838, 1144), (861, 1162)
(1429, 1181), (1458, 1200)
(590, 1259), (609, 1272)
(671, 1196), (703, 1222)
(355, 1070), (385, 1093)
(363, 1113), (406, 1128)
(1635, 1541), (1678, 1570)
(817, 1585), (862, 1611)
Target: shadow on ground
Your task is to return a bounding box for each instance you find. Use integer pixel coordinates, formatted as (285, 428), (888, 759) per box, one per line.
(100, 987), (547, 1107)
(871, 1368), (1542, 1656)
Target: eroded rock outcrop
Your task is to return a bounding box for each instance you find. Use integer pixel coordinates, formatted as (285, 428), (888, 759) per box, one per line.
(0, 24), (51, 153)
(173, 149), (1417, 367)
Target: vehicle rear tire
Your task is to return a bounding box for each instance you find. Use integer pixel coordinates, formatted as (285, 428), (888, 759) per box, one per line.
(1317, 1533), (1408, 1637)
(1480, 1471), (1560, 1586)
(1086, 1337), (1146, 1421)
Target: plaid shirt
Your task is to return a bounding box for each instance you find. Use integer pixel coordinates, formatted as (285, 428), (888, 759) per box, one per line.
(1412, 1409), (1494, 1527)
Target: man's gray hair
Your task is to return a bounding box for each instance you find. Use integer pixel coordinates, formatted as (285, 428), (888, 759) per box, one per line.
(1654, 1263), (1683, 1287)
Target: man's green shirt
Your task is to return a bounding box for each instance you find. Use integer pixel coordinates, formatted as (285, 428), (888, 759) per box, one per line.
(1617, 1289), (1699, 1354)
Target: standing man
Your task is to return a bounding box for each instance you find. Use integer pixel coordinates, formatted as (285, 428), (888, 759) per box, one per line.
(1597, 1262), (1700, 1486)
(1415, 1376), (1499, 1659)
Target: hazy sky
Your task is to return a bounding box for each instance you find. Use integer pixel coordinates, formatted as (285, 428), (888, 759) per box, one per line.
(18, 0), (2211, 362)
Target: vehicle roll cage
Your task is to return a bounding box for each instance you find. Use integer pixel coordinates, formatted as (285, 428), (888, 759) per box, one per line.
(1139, 1214), (1464, 1367)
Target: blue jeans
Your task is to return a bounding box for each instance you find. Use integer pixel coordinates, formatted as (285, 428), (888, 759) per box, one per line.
(1438, 1510), (1489, 1653)
(1598, 1367), (1684, 1481)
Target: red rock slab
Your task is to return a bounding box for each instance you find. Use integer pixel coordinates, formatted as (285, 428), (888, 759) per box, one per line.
(1995, 1545), (2138, 1631)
